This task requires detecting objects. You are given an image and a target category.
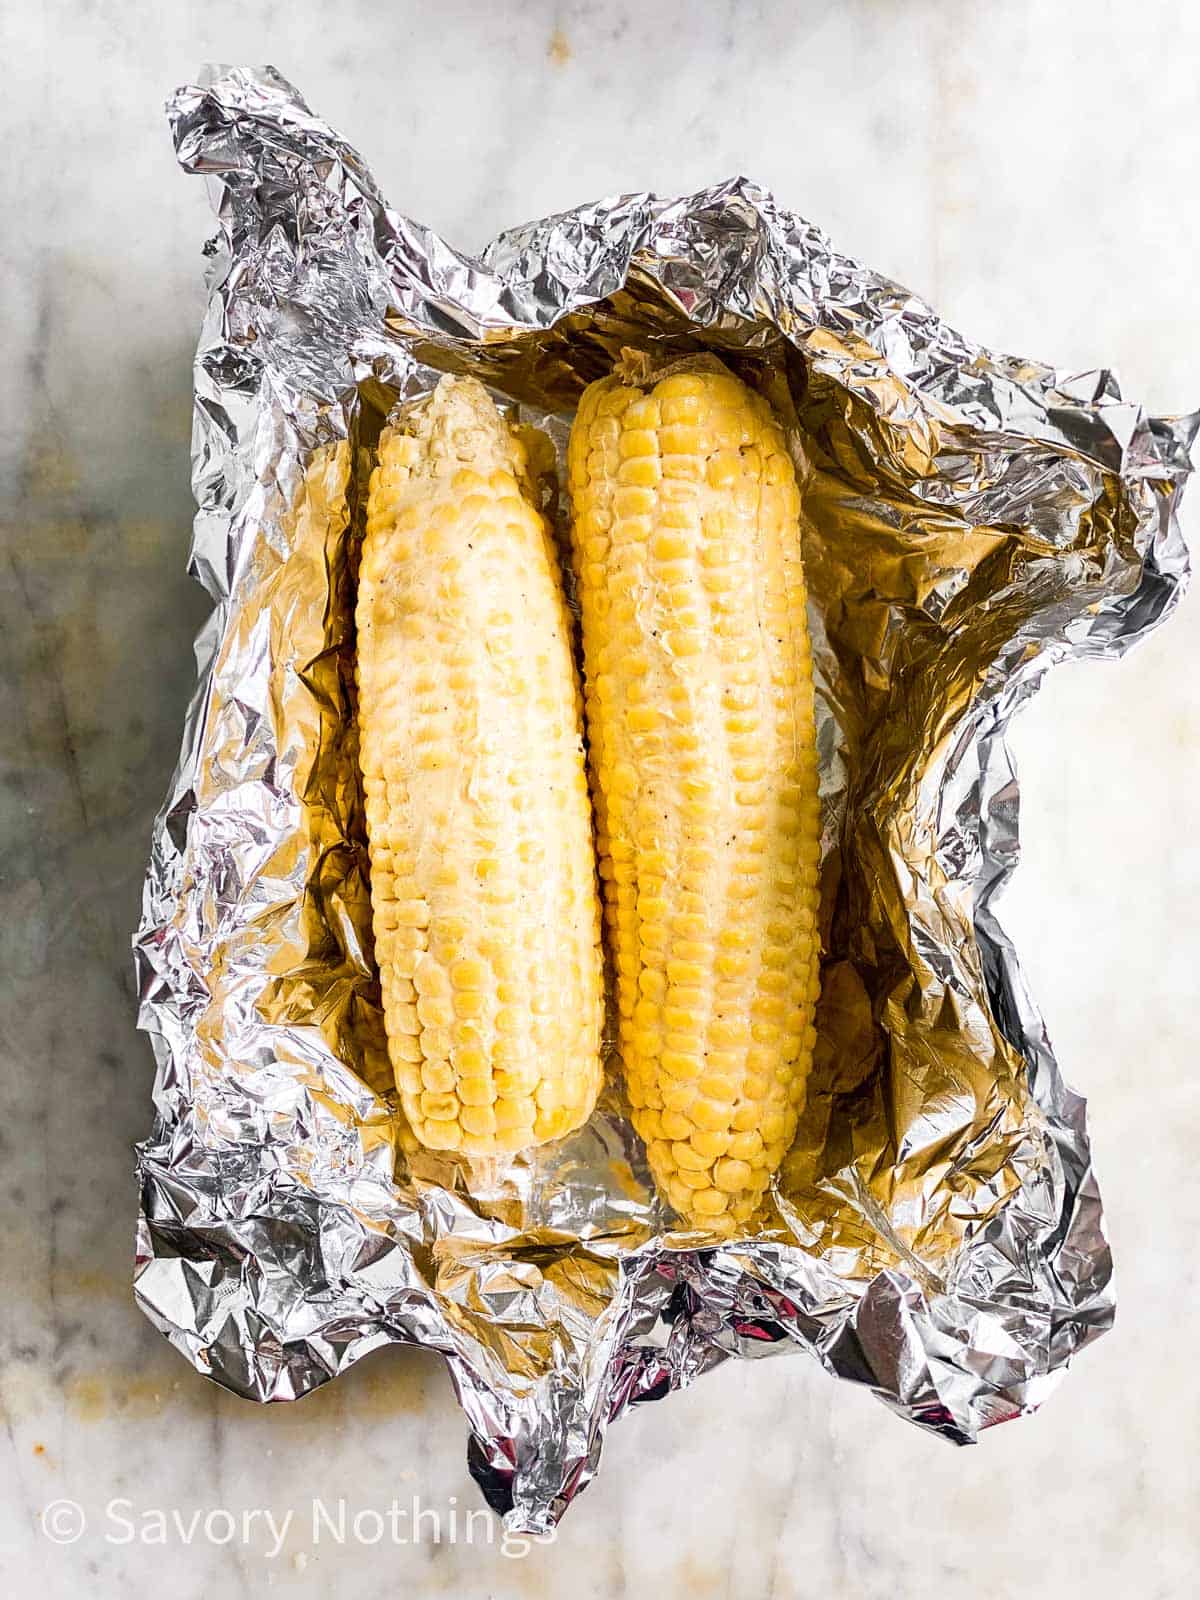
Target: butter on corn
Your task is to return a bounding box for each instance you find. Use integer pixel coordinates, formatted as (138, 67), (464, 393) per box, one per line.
(357, 375), (604, 1155)
(567, 362), (822, 1233)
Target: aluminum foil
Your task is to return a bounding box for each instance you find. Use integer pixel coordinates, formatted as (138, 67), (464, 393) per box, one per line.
(134, 64), (1195, 1531)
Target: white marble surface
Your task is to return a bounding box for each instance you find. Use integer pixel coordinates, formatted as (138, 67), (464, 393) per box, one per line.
(3, 1), (1199, 1595)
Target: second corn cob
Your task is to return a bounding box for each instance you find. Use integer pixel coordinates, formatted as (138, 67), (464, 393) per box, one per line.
(567, 361), (822, 1233)
(357, 375), (604, 1155)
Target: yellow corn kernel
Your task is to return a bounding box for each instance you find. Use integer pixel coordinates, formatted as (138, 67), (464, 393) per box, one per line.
(421, 1117), (462, 1151)
(661, 1110), (692, 1140)
(673, 1141), (713, 1173)
(450, 957), (487, 990)
(420, 1090), (460, 1122)
(494, 1097), (535, 1132)
(420, 1059), (456, 1093)
(690, 1098), (731, 1133)
(461, 1104), (497, 1138)
(692, 1129), (733, 1158)
(712, 1156), (754, 1193)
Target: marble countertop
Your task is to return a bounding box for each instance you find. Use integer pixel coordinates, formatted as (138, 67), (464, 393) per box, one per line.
(3, 2), (1199, 1595)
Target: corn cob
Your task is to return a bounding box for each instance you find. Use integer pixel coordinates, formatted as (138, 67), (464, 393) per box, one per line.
(567, 362), (821, 1233)
(357, 375), (603, 1155)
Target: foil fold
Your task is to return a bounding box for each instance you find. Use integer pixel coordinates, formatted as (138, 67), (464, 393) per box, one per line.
(133, 64), (1193, 1530)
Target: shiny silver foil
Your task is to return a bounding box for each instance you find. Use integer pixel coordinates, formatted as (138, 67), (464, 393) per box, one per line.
(134, 65), (1194, 1531)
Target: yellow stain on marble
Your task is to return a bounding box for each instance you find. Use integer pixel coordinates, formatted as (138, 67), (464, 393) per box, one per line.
(66, 1371), (183, 1423)
(357, 1352), (436, 1415)
(548, 27), (571, 66)
(673, 1556), (725, 1595)
(503, 1553), (552, 1597)
(148, 391), (193, 445)
(4, 1324), (443, 1436)
(24, 438), (80, 499)
(0, 1222), (132, 1307)
(5, 515), (92, 561)
(57, 1266), (130, 1300)
(3, 1345), (204, 1429)
(121, 517), (173, 560)
(64, 1376), (110, 1422)
(7, 514), (172, 566)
